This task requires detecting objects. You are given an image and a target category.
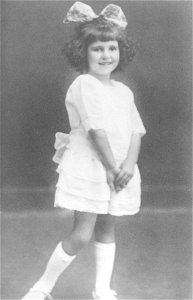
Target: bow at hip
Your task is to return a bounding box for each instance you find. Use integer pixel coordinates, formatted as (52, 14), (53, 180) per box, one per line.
(53, 132), (70, 164)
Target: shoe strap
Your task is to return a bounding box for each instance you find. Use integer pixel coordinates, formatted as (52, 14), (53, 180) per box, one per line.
(93, 289), (118, 298)
(29, 289), (53, 300)
(110, 289), (117, 296)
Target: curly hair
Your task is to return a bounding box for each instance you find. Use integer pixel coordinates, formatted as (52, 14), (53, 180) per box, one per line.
(62, 16), (138, 73)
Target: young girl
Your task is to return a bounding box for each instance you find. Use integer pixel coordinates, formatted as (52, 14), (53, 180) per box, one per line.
(21, 2), (146, 300)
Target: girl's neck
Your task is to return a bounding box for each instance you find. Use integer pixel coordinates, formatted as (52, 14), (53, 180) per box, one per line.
(87, 71), (113, 86)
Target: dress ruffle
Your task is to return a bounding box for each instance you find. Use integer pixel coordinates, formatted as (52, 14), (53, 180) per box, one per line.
(54, 187), (140, 216)
(54, 164), (141, 216)
(52, 132), (142, 215)
(55, 147), (110, 201)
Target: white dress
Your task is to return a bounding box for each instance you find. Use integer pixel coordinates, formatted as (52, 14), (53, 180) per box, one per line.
(53, 74), (146, 216)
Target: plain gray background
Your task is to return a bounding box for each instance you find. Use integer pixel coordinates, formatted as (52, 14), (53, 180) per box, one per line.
(1, 0), (192, 209)
(1, 2), (192, 299)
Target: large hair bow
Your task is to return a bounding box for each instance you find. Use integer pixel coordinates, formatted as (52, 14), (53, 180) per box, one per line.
(63, 1), (128, 29)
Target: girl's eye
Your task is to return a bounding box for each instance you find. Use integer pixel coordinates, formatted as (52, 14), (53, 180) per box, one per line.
(92, 47), (102, 52)
(110, 46), (118, 51)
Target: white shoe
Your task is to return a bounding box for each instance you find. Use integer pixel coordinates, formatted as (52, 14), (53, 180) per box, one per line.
(21, 289), (53, 300)
(92, 289), (118, 300)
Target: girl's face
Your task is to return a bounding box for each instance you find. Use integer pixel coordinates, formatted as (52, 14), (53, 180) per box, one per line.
(87, 40), (120, 80)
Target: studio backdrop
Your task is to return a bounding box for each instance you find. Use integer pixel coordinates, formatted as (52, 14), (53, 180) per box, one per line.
(1, 1), (192, 208)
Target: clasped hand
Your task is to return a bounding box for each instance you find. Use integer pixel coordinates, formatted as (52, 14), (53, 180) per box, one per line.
(106, 161), (135, 193)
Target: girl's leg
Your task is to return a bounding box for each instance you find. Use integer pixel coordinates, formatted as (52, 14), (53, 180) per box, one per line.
(93, 214), (117, 297)
(23, 211), (97, 298)
(94, 213), (116, 243)
(62, 210), (97, 255)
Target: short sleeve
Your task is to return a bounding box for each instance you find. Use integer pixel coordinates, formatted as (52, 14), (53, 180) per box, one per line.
(131, 96), (146, 136)
(71, 75), (105, 132)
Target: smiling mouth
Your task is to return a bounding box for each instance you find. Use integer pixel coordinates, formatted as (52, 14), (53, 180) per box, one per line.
(99, 62), (112, 65)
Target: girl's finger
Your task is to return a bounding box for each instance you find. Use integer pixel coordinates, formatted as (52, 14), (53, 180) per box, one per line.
(115, 186), (122, 193)
(120, 174), (131, 185)
(121, 173), (133, 183)
(115, 172), (128, 185)
(115, 170), (125, 182)
(108, 180), (115, 191)
(117, 175), (132, 188)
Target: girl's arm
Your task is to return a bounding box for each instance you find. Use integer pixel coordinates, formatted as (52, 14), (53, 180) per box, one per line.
(88, 129), (120, 191)
(115, 133), (142, 188)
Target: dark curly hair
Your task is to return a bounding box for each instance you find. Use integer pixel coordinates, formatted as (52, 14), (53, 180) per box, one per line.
(62, 16), (138, 73)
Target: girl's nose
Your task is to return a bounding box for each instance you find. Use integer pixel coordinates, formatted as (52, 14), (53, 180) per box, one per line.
(102, 49), (110, 59)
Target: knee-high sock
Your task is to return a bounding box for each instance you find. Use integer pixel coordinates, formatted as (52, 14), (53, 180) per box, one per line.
(31, 242), (76, 294)
(94, 241), (116, 294)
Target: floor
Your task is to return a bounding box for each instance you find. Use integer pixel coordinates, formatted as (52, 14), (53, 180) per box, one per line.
(1, 189), (192, 300)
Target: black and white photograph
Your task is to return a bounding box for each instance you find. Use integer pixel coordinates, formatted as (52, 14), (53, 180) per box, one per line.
(1, 0), (192, 299)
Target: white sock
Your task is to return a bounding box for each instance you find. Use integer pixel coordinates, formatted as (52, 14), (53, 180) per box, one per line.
(94, 241), (116, 294)
(31, 242), (76, 294)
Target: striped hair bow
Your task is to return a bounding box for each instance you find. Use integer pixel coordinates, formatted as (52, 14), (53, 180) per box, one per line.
(63, 1), (128, 29)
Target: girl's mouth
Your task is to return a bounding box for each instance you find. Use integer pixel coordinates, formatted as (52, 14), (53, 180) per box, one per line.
(99, 62), (112, 65)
